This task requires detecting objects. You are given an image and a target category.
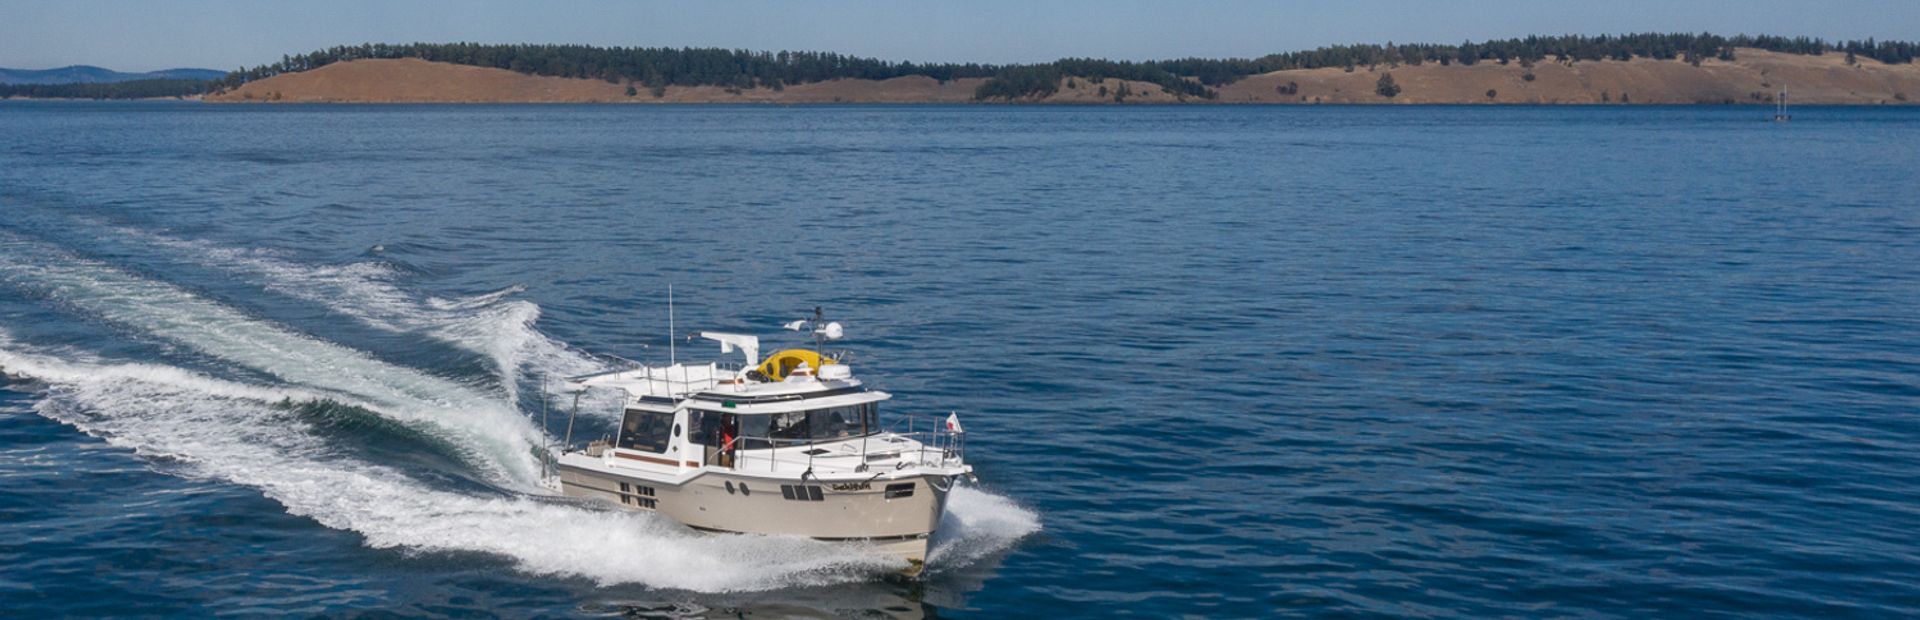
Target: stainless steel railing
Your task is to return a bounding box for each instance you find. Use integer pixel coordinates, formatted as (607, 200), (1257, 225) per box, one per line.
(724, 415), (966, 474)
(572, 360), (747, 397)
(894, 413), (968, 468)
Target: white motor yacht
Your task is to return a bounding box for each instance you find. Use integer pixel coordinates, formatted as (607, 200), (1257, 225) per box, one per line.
(547, 311), (971, 572)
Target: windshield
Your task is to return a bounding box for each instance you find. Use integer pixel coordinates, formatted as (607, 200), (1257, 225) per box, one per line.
(616, 409), (674, 453)
(737, 402), (879, 449)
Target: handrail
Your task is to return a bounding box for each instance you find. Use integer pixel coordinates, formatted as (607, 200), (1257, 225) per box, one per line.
(622, 361), (749, 396)
(727, 432), (865, 472)
(888, 412), (968, 469)
(570, 361), (747, 397)
(722, 414), (966, 473)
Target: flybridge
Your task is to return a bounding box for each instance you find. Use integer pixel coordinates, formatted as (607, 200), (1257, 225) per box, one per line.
(563, 308), (855, 400)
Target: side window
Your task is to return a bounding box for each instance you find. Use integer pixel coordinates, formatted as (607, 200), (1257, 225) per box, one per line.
(799, 404), (880, 441)
(808, 406), (856, 440)
(687, 411), (715, 447)
(769, 411), (809, 442)
(738, 414), (771, 450)
(616, 409), (674, 453)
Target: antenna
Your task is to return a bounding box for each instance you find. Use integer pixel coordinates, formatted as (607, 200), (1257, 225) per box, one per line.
(785, 307), (844, 362)
(813, 306), (825, 357)
(668, 284), (676, 366)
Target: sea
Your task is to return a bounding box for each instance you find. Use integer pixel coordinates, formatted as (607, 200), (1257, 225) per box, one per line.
(1, 102), (1916, 618)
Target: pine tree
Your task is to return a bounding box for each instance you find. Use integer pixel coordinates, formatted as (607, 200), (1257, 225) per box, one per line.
(1375, 72), (1400, 98)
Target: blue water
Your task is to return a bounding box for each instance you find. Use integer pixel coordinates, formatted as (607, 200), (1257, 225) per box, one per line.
(2, 102), (1918, 618)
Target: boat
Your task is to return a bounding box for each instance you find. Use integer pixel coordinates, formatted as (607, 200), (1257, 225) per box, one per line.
(1773, 87), (1791, 122)
(545, 308), (972, 572)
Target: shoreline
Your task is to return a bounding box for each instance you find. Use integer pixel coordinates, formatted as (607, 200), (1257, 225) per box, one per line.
(197, 51), (1920, 106)
(9, 97), (1917, 107)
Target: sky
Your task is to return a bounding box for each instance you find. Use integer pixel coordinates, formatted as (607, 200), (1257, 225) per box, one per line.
(3, 0), (1917, 71)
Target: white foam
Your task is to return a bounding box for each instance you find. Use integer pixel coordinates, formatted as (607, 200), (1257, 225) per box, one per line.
(110, 228), (609, 402)
(0, 344), (901, 591)
(0, 236), (546, 486)
(927, 485), (1044, 569)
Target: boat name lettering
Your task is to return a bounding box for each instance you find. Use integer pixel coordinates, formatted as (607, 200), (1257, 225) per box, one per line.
(830, 482), (871, 492)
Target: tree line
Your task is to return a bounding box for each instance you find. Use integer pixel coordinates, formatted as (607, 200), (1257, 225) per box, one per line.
(972, 58), (1215, 100)
(1148, 33), (1918, 87)
(202, 33), (1918, 102)
(0, 79), (211, 99)
(211, 42), (1001, 92)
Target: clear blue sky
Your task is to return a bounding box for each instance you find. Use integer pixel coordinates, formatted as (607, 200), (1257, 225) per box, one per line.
(4, 0), (1917, 71)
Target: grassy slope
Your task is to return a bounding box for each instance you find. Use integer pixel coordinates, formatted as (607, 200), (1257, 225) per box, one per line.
(206, 51), (1920, 104)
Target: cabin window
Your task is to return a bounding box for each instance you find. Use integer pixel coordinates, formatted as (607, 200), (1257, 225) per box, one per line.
(807, 407), (855, 440)
(688, 411), (721, 447)
(737, 413), (772, 450)
(616, 409), (674, 453)
(809, 402), (881, 440)
(732, 402), (882, 448)
(769, 411), (810, 444)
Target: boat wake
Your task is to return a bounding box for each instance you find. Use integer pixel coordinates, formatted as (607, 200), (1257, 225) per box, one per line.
(111, 227), (607, 402)
(0, 343), (906, 591)
(928, 484), (1044, 571)
(0, 232), (1040, 592)
(0, 234), (547, 487)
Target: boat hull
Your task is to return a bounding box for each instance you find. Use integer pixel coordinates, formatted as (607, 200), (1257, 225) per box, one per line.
(555, 460), (954, 567)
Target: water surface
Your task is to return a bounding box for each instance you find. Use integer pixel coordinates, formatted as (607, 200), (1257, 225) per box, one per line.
(2, 102), (1918, 617)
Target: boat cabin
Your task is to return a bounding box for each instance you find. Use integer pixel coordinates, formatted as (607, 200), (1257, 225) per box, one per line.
(613, 390), (887, 468)
(568, 331), (903, 475)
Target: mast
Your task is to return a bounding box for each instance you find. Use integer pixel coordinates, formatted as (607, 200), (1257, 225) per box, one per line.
(668, 284), (676, 366)
(812, 306), (825, 359)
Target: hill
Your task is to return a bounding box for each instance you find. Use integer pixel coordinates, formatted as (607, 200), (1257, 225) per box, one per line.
(207, 50), (1920, 105)
(0, 65), (224, 85)
(1216, 49), (1919, 104)
(205, 58), (983, 103)
(201, 34), (1920, 104)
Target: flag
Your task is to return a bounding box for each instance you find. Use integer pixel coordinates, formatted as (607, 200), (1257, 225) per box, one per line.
(945, 412), (963, 433)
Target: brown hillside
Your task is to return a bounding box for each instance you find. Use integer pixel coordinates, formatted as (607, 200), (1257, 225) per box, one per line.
(1214, 49), (1920, 104)
(207, 50), (1920, 105)
(205, 58), (985, 103)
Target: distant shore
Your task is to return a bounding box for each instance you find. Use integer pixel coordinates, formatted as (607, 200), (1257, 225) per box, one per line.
(203, 49), (1920, 105)
(4, 95), (202, 101)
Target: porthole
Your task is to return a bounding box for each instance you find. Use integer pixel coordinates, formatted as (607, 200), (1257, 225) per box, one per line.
(725, 481), (735, 494)
(673, 424), (681, 438)
(740, 483), (751, 496)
